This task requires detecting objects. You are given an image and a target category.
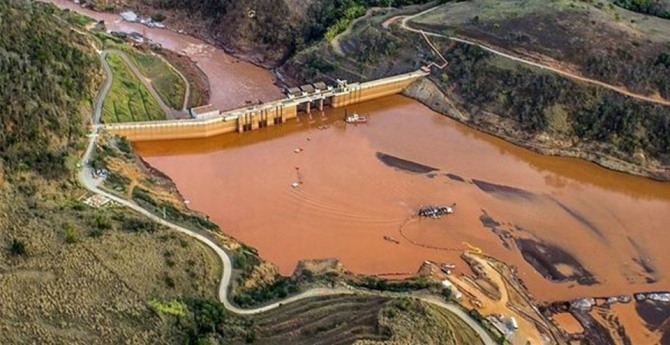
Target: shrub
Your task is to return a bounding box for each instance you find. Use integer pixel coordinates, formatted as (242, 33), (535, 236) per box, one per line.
(233, 276), (301, 307)
(116, 136), (132, 154)
(151, 12), (166, 22)
(9, 239), (27, 256)
(163, 273), (175, 288)
(148, 299), (186, 317)
(122, 216), (159, 233)
(64, 223), (79, 244)
(441, 287), (453, 301)
(94, 212), (112, 230)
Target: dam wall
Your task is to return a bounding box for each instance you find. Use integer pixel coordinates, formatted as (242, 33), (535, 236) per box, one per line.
(331, 71), (428, 108)
(105, 70), (428, 141)
(105, 103), (298, 142)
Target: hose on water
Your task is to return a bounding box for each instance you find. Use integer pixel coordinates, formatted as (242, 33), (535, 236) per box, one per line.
(397, 216), (463, 252)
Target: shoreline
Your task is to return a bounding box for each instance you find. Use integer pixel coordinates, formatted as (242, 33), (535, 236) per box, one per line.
(403, 78), (670, 183)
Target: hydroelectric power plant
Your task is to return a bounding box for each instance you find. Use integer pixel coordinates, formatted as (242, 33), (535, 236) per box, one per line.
(103, 70), (428, 141)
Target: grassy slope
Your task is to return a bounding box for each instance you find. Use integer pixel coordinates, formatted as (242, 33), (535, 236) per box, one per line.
(132, 52), (186, 110)
(100, 34), (209, 109)
(102, 53), (164, 123)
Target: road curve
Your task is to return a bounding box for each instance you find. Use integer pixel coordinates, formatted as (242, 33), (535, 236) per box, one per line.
(396, 5), (670, 107)
(81, 49), (496, 345)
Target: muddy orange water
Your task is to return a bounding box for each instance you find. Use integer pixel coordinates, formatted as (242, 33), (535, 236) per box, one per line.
(46, 0), (282, 110)
(135, 96), (670, 302)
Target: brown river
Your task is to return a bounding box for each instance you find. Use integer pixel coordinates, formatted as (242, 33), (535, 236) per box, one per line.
(50, 0), (670, 305)
(49, 0), (282, 111)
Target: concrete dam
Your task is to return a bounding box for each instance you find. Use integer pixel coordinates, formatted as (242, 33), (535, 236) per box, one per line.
(104, 70), (429, 141)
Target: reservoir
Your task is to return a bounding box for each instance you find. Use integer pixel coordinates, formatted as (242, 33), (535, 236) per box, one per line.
(135, 95), (670, 302)
(45, 1), (670, 339)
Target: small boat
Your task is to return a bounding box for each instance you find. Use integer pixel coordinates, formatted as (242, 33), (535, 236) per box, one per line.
(344, 109), (368, 124)
(345, 112), (367, 124)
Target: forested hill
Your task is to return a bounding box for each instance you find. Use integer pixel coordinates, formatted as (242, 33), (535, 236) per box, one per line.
(0, 1), (99, 179)
(90, 0), (436, 65)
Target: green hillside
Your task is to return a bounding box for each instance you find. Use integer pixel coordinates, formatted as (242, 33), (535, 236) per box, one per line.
(0, 1), (99, 179)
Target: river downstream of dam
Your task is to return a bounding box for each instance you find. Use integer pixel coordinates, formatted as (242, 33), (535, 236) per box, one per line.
(135, 95), (670, 303)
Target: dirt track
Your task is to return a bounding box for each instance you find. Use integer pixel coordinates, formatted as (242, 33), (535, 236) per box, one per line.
(390, 5), (670, 107)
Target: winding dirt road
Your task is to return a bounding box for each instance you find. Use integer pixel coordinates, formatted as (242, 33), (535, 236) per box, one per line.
(389, 5), (670, 107)
(78, 49), (496, 344)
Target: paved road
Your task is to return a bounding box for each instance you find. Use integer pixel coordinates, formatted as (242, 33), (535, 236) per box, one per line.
(93, 53), (114, 124)
(395, 5), (670, 107)
(81, 47), (496, 345)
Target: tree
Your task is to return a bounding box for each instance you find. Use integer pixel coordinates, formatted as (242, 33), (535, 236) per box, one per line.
(9, 239), (27, 256)
(151, 12), (166, 22)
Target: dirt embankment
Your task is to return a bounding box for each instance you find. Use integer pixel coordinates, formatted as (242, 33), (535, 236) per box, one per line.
(403, 78), (670, 181)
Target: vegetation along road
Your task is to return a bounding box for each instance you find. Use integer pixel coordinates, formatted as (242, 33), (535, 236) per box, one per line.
(80, 50), (496, 345)
(392, 4), (670, 107)
(105, 49), (186, 119)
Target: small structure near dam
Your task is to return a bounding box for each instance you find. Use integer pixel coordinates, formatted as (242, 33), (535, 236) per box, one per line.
(103, 70), (429, 141)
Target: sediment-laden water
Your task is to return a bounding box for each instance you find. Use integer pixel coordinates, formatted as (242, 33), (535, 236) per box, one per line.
(135, 96), (670, 302)
(47, 0), (282, 111)
(46, 3), (670, 341)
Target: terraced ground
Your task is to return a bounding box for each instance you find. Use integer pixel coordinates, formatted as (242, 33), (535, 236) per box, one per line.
(101, 53), (165, 123)
(225, 295), (485, 345)
(237, 295), (392, 345)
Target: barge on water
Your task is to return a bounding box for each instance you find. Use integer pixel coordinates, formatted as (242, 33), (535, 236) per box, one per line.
(418, 204), (455, 218)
